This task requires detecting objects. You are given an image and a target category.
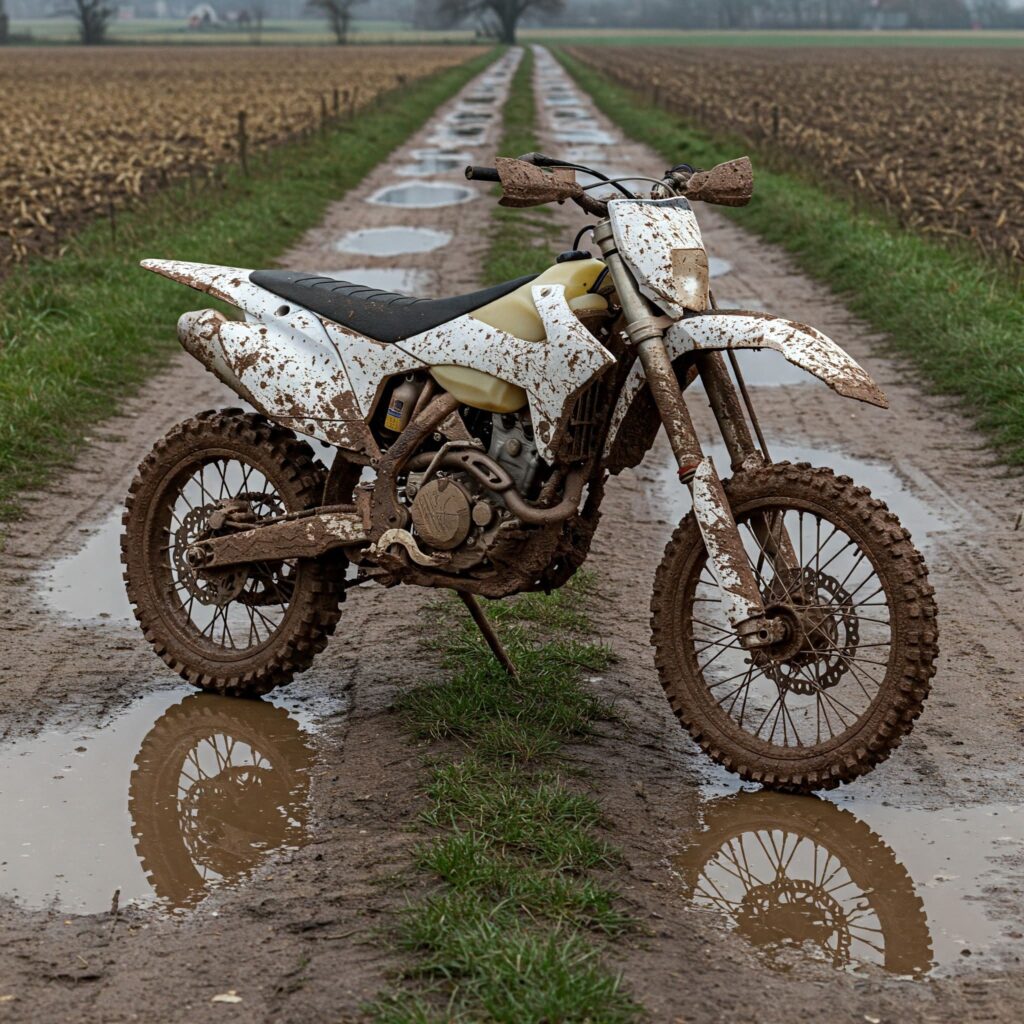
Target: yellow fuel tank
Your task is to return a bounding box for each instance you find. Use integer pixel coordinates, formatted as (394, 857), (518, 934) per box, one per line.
(429, 259), (607, 413)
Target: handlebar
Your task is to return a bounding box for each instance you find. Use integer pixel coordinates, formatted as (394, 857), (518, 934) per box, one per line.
(465, 165), (501, 183)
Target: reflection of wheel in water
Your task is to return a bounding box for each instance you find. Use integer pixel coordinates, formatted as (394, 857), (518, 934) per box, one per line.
(674, 790), (933, 977)
(128, 694), (314, 910)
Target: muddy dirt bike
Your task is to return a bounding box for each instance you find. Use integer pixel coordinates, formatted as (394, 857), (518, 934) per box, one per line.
(124, 153), (938, 792)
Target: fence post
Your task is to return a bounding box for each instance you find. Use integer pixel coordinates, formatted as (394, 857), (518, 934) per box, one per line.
(320, 94), (328, 136)
(772, 104), (780, 140)
(333, 86), (340, 118)
(237, 110), (249, 176)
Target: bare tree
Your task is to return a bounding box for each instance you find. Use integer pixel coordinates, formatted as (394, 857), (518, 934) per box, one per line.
(246, 1), (266, 43)
(436, 0), (566, 44)
(0, 0), (9, 45)
(69, 0), (114, 43)
(306, 0), (366, 43)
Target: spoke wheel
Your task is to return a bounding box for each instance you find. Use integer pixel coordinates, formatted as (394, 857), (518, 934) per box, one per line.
(122, 411), (343, 696)
(651, 462), (937, 791)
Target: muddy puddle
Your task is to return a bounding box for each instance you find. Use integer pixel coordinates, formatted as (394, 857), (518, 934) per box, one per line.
(0, 687), (341, 915)
(369, 182), (476, 209)
(675, 785), (1024, 978)
(398, 149), (473, 178)
(334, 226), (452, 257)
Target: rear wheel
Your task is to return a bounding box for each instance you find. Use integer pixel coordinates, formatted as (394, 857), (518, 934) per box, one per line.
(651, 463), (937, 792)
(122, 410), (343, 696)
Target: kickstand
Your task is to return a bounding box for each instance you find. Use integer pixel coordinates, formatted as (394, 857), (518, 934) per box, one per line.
(458, 592), (520, 681)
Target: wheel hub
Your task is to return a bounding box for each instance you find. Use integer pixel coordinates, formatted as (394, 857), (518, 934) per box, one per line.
(173, 505), (249, 607)
(754, 567), (859, 695)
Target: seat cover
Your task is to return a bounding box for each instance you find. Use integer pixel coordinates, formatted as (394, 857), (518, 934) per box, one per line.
(249, 271), (537, 344)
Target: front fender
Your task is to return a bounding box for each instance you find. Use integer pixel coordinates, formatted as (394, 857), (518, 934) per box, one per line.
(669, 310), (887, 408)
(603, 310), (886, 471)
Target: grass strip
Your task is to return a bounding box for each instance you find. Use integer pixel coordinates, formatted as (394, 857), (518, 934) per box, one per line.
(558, 50), (1024, 466)
(370, 49), (641, 1024)
(481, 47), (564, 288)
(0, 49), (495, 525)
(372, 578), (639, 1023)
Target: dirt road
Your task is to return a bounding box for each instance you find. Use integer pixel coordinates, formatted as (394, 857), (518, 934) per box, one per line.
(2, 43), (1024, 1024)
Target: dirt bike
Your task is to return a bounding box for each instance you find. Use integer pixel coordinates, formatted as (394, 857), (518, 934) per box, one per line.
(123, 152), (938, 792)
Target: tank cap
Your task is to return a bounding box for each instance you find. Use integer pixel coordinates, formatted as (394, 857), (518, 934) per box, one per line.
(556, 249), (592, 263)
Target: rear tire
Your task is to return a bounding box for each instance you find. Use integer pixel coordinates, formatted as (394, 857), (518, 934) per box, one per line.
(121, 410), (343, 697)
(651, 462), (937, 792)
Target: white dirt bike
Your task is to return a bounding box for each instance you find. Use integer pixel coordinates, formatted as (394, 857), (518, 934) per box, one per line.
(123, 153), (937, 792)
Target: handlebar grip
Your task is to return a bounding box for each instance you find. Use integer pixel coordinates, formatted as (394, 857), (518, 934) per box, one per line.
(465, 165), (501, 182)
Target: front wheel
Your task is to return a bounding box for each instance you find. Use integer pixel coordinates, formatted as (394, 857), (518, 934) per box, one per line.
(651, 462), (938, 792)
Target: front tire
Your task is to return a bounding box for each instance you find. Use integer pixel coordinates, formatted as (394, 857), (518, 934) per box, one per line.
(122, 410), (343, 697)
(651, 462), (937, 792)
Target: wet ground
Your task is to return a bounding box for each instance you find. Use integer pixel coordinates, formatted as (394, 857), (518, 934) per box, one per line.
(2, 43), (1024, 1024)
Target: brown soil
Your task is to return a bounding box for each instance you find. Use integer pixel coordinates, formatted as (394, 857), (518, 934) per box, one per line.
(2, 45), (1024, 1024)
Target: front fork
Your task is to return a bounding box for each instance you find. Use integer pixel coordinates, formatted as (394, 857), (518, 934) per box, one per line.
(594, 221), (786, 650)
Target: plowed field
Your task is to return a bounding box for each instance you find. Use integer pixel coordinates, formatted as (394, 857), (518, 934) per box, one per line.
(570, 45), (1024, 264)
(0, 46), (482, 267)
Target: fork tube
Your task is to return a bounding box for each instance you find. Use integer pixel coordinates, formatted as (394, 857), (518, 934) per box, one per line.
(696, 352), (758, 473)
(594, 220), (703, 481)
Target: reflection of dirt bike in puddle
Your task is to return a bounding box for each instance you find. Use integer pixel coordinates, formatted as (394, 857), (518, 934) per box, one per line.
(128, 694), (314, 910)
(675, 791), (933, 977)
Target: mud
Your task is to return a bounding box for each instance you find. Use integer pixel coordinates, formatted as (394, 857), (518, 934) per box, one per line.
(3, 42), (1024, 1024)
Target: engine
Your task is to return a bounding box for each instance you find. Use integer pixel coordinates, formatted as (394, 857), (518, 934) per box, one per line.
(403, 408), (546, 567)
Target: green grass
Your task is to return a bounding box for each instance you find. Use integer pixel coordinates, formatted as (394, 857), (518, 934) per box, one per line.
(0, 51), (495, 526)
(481, 46), (565, 288)
(371, 577), (640, 1022)
(559, 51), (1024, 465)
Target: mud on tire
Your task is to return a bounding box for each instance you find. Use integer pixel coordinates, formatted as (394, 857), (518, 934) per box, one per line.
(122, 410), (343, 697)
(651, 462), (938, 792)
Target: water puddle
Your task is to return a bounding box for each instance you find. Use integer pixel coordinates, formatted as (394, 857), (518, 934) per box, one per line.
(451, 109), (494, 126)
(675, 787), (1024, 977)
(0, 688), (339, 914)
(368, 183), (476, 209)
(39, 509), (132, 623)
(334, 226), (452, 257)
(398, 149), (472, 177)
(550, 127), (618, 147)
(653, 439), (947, 543)
(709, 256), (733, 278)
(314, 267), (425, 296)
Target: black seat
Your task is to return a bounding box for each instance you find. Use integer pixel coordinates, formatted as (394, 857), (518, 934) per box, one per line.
(249, 270), (537, 344)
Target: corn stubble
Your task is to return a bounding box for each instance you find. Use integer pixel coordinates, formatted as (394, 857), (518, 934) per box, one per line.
(0, 46), (480, 267)
(572, 45), (1024, 265)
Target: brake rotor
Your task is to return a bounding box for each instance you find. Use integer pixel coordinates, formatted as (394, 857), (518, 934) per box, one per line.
(173, 506), (248, 607)
(759, 567), (859, 695)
